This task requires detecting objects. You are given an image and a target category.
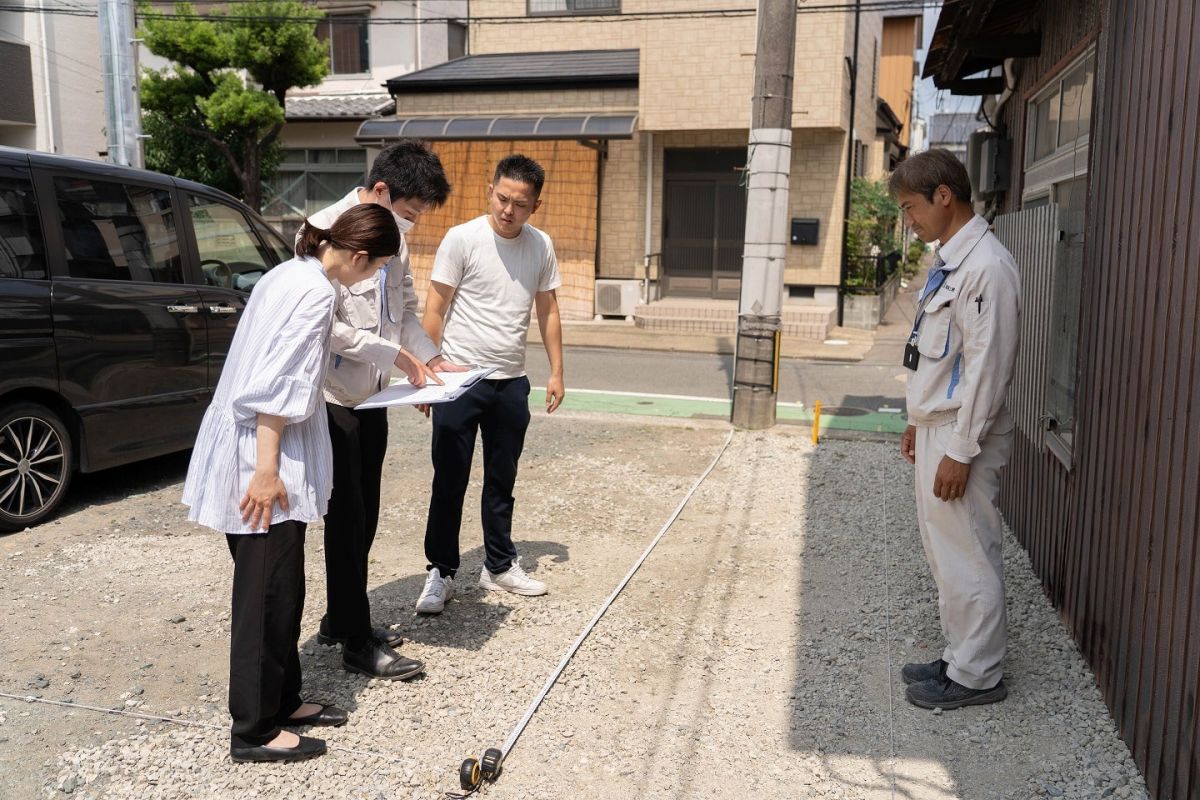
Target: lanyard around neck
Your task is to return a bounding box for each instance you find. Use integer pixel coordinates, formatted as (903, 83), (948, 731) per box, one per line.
(910, 267), (950, 337)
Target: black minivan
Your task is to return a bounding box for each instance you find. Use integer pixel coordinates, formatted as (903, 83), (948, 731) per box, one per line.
(0, 147), (295, 530)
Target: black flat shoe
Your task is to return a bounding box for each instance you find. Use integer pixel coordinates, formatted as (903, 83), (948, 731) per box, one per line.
(230, 734), (326, 764)
(318, 625), (404, 649)
(280, 703), (348, 728)
(342, 638), (424, 681)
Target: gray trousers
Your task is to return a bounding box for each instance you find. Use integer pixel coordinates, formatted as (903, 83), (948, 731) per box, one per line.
(914, 422), (1012, 690)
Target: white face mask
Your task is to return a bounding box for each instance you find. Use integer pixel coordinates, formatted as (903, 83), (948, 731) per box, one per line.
(392, 211), (415, 235)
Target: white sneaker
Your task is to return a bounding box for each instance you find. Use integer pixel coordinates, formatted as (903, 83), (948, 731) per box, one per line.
(479, 562), (547, 596)
(415, 568), (454, 614)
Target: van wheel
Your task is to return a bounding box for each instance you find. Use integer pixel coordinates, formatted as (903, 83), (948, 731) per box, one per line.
(0, 403), (74, 532)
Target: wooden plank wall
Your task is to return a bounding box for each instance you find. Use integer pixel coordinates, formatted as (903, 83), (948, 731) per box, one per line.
(1070, 1), (1200, 796)
(990, 0), (1200, 796)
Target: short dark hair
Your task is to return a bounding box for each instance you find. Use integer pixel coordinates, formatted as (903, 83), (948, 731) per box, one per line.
(295, 203), (400, 259)
(367, 139), (451, 207)
(887, 149), (973, 204)
(493, 154), (545, 198)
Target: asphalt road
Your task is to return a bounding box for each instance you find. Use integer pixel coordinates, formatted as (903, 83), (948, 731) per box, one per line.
(524, 345), (909, 416)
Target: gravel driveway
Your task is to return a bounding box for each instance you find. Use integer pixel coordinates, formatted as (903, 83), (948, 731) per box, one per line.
(0, 410), (1149, 799)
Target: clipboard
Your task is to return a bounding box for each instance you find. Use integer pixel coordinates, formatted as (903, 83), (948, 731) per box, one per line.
(354, 365), (497, 409)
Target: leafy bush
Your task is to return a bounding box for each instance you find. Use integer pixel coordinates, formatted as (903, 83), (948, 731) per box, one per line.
(845, 178), (902, 290)
(847, 178), (900, 259)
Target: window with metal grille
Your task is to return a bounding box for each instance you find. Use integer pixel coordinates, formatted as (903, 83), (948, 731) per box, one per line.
(316, 15), (369, 75)
(261, 148), (368, 241)
(528, 0), (619, 16)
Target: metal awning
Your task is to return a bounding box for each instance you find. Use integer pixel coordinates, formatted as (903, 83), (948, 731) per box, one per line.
(355, 113), (638, 144)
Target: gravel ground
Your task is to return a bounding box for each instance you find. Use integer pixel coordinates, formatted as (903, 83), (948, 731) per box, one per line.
(0, 411), (1149, 799)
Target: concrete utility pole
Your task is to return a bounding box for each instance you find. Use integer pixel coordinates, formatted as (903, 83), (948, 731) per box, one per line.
(99, 0), (143, 167)
(731, 0), (797, 430)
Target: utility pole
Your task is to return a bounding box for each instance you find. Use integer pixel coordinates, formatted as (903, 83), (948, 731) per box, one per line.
(99, 0), (143, 168)
(731, 0), (796, 430)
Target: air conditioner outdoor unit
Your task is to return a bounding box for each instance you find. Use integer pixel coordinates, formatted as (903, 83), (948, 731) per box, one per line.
(594, 279), (641, 319)
(966, 129), (1012, 198)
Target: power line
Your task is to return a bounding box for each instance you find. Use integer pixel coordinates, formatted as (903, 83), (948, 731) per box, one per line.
(5, 0), (941, 23)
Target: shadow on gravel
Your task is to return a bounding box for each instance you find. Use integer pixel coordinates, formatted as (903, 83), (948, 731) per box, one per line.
(294, 540), (570, 719)
(299, 538), (571, 659)
(30, 449), (193, 529)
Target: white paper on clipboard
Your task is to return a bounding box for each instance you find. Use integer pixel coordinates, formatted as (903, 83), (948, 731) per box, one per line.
(354, 366), (496, 409)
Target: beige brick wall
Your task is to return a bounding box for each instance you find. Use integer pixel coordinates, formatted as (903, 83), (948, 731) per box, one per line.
(598, 135), (645, 280)
(850, 11), (884, 159)
(593, 129), (847, 288)
(396, 88), (637, 116)
(466, 3), (878, 133)
(787, 129), (848, 286)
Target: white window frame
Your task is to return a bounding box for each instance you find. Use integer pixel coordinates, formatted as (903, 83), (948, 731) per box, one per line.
(1022, 45), (1095, 204)
(528, 0), (619, 17)
(1021, 46), (1096, 468)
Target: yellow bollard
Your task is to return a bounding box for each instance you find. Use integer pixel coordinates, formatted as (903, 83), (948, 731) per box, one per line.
(812, 401), (821, 445)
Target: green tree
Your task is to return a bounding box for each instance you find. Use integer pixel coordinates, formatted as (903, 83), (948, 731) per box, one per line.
(139, 1), (328, 209)
(847, 177), (900, 259)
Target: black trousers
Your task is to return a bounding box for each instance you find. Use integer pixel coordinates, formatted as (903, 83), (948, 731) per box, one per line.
(425, 376), (531, 577)
(227, 521), (306, 748)
(321, 403), (388, 646)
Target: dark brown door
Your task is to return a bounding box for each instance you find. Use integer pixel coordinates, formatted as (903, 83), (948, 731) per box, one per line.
(661, 148), (746, 299)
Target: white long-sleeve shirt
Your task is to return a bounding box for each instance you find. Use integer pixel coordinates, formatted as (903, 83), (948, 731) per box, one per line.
(182, 257), (336, 533)
(303, 189), (441, 407)
(906, 215), (1021, 464)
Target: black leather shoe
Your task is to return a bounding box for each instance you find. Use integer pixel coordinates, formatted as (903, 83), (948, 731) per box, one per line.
(901, 658), (947, 685)
(279, 703), (348, 728)
(343, 638), (424, 681)
(230, 734), (326, 764)
(318, 625), (404, 649)
(905, 675), (1007, 710)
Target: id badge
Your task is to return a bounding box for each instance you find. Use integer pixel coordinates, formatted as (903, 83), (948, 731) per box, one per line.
(903, 342), (920, 371)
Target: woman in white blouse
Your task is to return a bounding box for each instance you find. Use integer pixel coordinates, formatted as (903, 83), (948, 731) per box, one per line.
(183, 203), (400, 764)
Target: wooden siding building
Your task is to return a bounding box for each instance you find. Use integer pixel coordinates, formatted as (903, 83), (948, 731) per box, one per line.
(926, 1), (1200, 797)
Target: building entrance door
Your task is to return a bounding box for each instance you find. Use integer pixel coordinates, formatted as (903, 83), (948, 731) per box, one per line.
(661, 148), (746, 299)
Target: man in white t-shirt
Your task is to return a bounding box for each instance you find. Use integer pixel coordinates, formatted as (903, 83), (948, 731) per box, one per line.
(415, 155), (565, 614)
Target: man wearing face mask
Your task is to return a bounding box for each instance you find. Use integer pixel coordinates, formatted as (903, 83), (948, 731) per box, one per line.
(300, 139), (465, 680)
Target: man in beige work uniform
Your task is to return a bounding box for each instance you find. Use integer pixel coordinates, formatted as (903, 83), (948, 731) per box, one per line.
(301, 140), (464, 680)
(891, 149), (1021, 710)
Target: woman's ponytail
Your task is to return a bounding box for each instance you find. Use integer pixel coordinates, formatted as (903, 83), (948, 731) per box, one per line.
(295, 219), (330, 258)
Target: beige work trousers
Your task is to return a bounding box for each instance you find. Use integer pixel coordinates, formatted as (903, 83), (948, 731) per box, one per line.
(915, 422), (1012, 690)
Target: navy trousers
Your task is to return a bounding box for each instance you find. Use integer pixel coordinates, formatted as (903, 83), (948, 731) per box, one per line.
(424, 376), (531, 577)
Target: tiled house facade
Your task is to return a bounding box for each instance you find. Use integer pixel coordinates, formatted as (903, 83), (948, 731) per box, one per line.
(359, 2), (921, 317)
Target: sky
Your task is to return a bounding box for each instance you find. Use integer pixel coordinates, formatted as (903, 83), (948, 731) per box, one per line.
(915, 3), (980, 123)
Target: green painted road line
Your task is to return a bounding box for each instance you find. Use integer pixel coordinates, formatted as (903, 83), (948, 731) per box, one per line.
(529, 388), (907, 435)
